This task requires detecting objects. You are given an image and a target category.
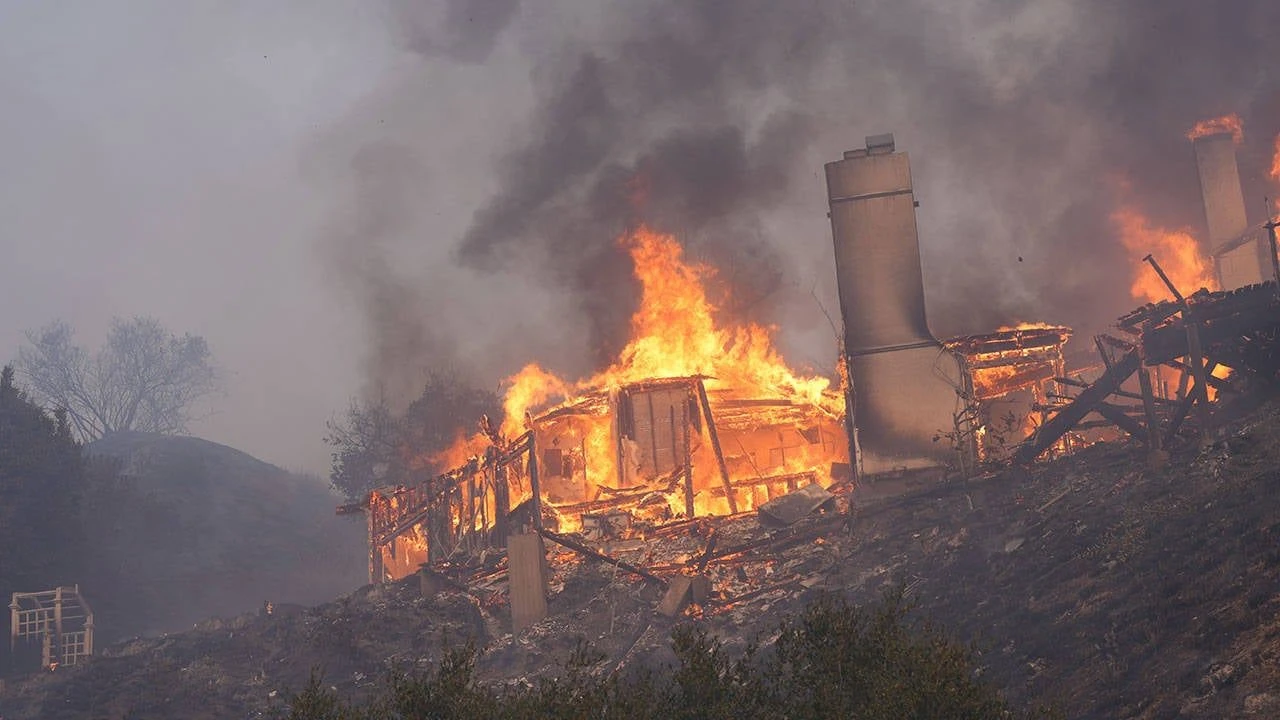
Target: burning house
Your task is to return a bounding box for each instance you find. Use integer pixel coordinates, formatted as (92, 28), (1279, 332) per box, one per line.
(355, 226), (851, 584)
(943, 324), (1073, 467)
(341, 127), (1279, 633)
(346, 134), (1085, 588)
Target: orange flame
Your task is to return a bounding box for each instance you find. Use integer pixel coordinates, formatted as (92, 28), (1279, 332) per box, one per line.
(1270, 133), (1280, 185)
(1112, 206), (1217, 303)
(586, 227), (836, 406)
(491, 226), (840, 435)
(431, 223), (844, 527)
(996, 321), (1057, 332)
(1186, 114), (1243, 144)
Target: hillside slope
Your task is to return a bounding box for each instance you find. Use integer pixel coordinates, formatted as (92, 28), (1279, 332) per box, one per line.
(78, 432), (367, 641)
(3, 409), (1278, 719)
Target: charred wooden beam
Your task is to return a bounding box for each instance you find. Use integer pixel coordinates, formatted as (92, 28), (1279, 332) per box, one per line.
(1184, 309), (1212, 441)
(1053, 377), (1176, 406)
(1093, 402), (1146, 439)
(699, 514), (846, 565)
(1165, 358), (1233, 393)
(707, 471), (817, 496)
(1143, 254), (1186, 304)
(696, 378), (737, 513)
(1164, 361), (1218, 444)
(1137, 357), (1162, 454)
(713, 579), (804, 608)
(527, 433), (543, 531)
(536, 528), (668, 587)
(695, 531), (718, 573)
(682, 400), (695, 519)
(1013, 347), (1140, 464)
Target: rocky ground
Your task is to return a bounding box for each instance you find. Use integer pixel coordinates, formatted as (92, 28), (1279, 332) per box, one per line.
(3, 405), (1279, 719)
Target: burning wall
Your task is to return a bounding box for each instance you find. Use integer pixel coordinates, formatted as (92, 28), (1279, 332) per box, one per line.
(943, 325), (1073, 465)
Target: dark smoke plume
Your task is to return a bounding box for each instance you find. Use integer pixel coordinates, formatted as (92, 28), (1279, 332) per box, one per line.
(321, 141), (463, 407)
(330, 0), (1280, 390)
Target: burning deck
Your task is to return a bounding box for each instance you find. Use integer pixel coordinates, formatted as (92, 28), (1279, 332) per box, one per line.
(1016, 277), (1280, 465)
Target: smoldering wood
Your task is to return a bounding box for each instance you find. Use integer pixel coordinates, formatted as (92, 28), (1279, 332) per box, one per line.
(1164, 358), (1234, 394)
(1054, 377), (1177, 406)
(1093, 402), (1146, 439)
(1164, 363), (1218, 444)
(1014, 347), (1140, 464)
(695, 378), (738, 513)
(657, 576), (695, 617)
(707, 471), (816, 497)
(536, 528), (669, 587)
(757, 482), (836, 527)
(682, 399), (694, 519)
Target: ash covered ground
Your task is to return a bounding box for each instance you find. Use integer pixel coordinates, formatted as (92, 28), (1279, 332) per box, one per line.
(4, 404), (1280, 720)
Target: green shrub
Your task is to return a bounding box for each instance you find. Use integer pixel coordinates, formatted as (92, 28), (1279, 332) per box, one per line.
(282, 588), (1060, 720)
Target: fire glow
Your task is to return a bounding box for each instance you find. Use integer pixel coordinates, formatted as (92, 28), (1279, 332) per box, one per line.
(1112, 207), (1217, 304)
(1186, 113), (1244, 144)
(430, 224), (845, 531)
(1271, 134), (1280, 186)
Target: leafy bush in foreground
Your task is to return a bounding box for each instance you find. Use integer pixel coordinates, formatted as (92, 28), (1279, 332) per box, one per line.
(282, 589), (1060, 719)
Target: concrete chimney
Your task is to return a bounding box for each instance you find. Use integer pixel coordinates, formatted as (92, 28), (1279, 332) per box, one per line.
(1193, 132), (1266, 289)
(825, 135), (961, 475)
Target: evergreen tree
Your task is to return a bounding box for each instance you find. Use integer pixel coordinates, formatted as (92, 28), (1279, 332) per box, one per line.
(0, 365), (86, 663)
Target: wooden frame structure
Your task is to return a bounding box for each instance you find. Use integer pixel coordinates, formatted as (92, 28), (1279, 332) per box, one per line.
(943, 326), (1072, 470)
(1015, 250), (1280, 465)
(9, 585), (94, 671)
(347, 376), (847, 583)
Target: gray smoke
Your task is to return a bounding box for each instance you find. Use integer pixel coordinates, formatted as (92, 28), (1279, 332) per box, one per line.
(392, 0), (522, 63)
(324, 0), (1280, 392)
(320, 141), (462, 407)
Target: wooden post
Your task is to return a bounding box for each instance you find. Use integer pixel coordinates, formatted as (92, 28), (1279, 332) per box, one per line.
(492, 447), (509, 547)
(1184, 309), (1212, 443)
(1265, 210), (1279, 286)
(1164, 361), (1217, 443)
(465, 469), (477, 552)
(681, 400), (695, 519)
(695, 379), (737, 513)
(527, 434), (543, 531)
(83, 614), (93, 658)
(1138, 320), (1163, 460)
(507, 532), (548, 632)
(647, 394), (659, 473)
(615, 390), (627, 488)
(9, 595), (18, 658)
(53, 586), (63, 667)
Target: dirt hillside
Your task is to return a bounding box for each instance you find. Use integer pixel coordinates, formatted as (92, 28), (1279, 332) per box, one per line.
(3, 408), (1278, 719)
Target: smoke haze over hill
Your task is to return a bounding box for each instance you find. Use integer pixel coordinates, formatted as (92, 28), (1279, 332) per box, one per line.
(2, 0), (1278, 469)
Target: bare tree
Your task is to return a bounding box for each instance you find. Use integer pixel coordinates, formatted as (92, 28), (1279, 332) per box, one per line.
(16, 317), (220, 441)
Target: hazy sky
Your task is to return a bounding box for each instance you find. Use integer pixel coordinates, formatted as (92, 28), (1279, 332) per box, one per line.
(2, 1), (1277, 475)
